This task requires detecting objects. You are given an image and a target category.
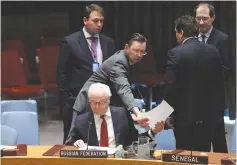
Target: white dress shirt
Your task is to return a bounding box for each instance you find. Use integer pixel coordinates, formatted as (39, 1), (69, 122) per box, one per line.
(198, 26), (213, 43)
(93, 107), (116, 147)
(83, 27), (103, 65)
(182, 37), (196, 44)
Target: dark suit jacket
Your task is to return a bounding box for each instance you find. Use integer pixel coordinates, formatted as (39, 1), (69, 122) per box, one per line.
(65, 106), (151, 147)
(73, 50), (137, 113)
(206, 28), (232, 79)
(56, 30), (115, 104)
(164, 38), (225, 133)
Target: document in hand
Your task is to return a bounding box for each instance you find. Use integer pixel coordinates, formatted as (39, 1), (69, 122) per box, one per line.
(141, 100), (174, 128)
(79, 146), (116, 154)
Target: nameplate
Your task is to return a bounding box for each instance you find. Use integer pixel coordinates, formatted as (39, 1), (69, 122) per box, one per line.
(162, 153), (208, 164)
(60, 150), (108, 158)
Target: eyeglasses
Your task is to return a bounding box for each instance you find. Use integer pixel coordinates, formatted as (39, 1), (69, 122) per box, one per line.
(90, 98), (109, 106)
(195, 16), (211, 22)
(131, 48), (147, 56)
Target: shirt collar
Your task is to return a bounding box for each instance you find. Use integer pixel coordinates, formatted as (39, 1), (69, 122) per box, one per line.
(198, 26), (213, 38)
(83, 26), (99, 39)
(182, 37), (196, 44)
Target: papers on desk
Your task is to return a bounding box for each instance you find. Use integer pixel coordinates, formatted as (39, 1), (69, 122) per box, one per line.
(141, 100), (174, 128)
(79, 146), (116, 155)
(0, 145), (17, 150)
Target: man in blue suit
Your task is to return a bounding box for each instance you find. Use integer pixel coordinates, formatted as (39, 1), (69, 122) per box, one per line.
(65, 83), (164, 147)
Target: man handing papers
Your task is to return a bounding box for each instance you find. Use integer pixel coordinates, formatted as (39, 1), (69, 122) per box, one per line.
(140, 100), (174, 129)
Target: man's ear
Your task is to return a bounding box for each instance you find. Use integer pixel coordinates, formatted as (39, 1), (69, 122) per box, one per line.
(211, 15), (216, 22)
(124, 44), (129, 50)
(83, 17), (87, 24)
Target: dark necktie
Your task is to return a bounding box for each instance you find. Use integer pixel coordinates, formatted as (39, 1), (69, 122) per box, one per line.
(89, 37), (98, 61)
(100, 115), (108, 147)
(201, 34), (206, 43)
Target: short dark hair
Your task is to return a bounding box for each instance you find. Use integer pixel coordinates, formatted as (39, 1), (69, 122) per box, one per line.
(174, 15), (198, 38)
(128, 33), (147, 46)
(195, 3), (215, 17)
(84, 4), (104, 19)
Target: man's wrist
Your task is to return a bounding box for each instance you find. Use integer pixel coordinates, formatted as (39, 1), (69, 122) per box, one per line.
(148, 129), (156, 140)
(129, 107), (138, 113)
(150, 129), (156, 136)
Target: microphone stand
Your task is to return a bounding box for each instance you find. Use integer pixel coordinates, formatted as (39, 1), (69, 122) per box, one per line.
(87, 121), (92, 150)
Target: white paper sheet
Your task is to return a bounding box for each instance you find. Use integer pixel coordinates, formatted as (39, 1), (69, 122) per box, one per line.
(140, 100), (174, 128)
(79, 146), (116, 155)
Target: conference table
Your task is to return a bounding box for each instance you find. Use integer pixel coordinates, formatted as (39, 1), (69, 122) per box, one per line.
(1, 146), (235, 165)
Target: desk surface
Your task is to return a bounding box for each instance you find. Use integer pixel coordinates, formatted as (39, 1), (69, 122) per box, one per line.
(1, 146), (233, 165)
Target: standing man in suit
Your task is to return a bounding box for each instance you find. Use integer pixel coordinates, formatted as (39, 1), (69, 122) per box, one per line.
(65, 83), (165, 147)
(71, 33), (149, 127)
(195, 3), (231, 153)
(56, 4), (115, 144)
(164, 15), (225, 152)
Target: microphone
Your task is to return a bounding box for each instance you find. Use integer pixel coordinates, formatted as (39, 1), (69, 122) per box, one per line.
(86, 116), (93, 150)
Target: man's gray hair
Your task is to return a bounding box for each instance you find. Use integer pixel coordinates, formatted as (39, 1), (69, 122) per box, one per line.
(88, 83), (112, 99)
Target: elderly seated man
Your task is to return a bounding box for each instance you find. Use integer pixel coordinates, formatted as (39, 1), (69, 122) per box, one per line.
(65, 83), (164, 148)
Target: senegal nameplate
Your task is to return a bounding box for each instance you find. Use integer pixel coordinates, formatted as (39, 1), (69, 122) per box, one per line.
(60, 150), (108, 158)
(162, 153), (208, 164)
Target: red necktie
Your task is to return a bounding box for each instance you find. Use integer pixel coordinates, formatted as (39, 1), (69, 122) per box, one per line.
(100, 115), (108, 147)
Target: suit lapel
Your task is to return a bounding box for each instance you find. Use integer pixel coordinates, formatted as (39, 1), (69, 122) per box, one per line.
(88, 112), (99, 146)
(110, 107), (121, 146)
(206, 28), (216, 44)
(77, 30), (94, 62)
(99, 34), (108, 61)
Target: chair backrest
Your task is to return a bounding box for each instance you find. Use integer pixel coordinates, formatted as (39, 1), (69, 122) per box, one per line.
(40, 26), (68, 38)
(134, 99), (144, 109)
(231, 121), (236, 154)
(134, 124), (176, 150)
(0, 125), (18, 145)
(37, 46), (60, 86)
(1, 50), (27, 88)
(2, 40), (26, 59)
(1, 100), (37, 113)
(132, 43), (158, 75)
(155, 129), (176, 150)
(2, 40), (31, 78)
(132, 43), (164, 85)
(41, 37), (63, 47)
(2, 111), (40, 145)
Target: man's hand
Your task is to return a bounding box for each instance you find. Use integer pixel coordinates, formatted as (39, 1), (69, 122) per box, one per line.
(165, 117), (174, 129)
(152, 121), (165, 134)
(131, 107), (149, 128)
(73, 139), (87, 148)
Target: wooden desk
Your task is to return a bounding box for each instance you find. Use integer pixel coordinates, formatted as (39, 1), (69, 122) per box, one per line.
(1, 146), (234, 165)
(1, 146), (179, 165)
